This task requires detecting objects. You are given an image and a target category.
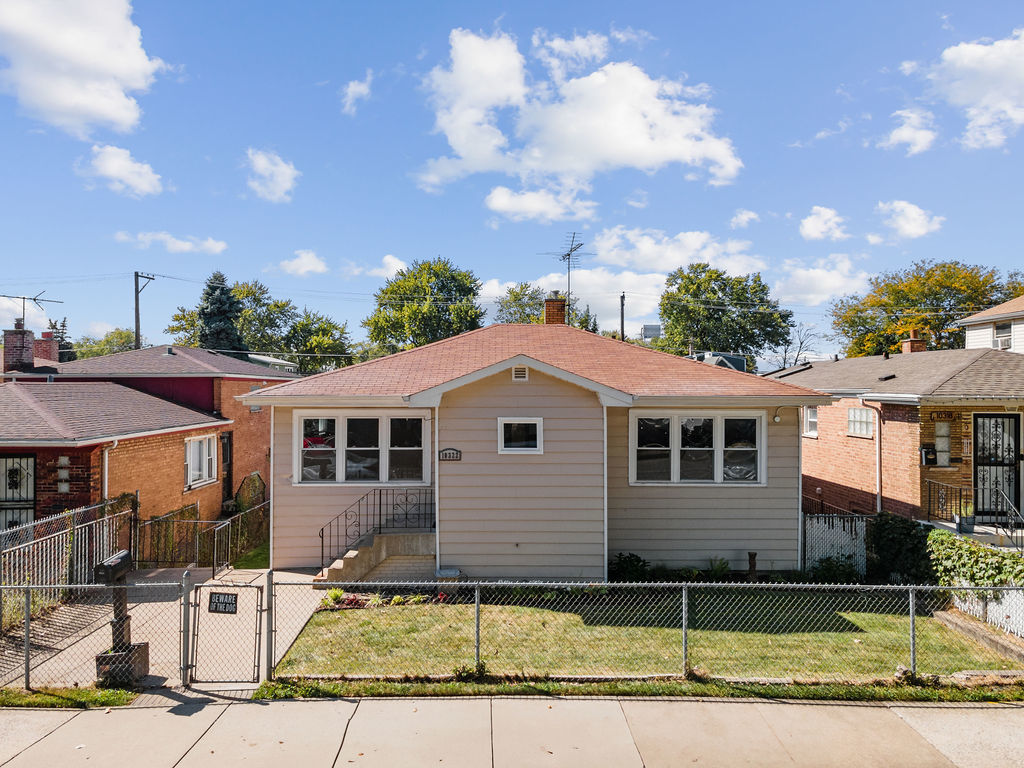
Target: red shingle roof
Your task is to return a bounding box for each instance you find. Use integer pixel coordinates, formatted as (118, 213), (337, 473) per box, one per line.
(250, 324), (821, 400)
(0, 382), (226, 443)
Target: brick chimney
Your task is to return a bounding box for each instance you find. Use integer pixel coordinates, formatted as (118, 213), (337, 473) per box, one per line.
(3, 319), (36, 372)
(544, 291), (567, 325)
(901, 329), (927, 354)
(33, 331), (58, 363)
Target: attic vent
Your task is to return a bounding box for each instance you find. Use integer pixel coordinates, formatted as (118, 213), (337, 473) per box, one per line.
(878, 373), (896, 382)
(164, 347), (175, 355)
(512, 366), (529, 382)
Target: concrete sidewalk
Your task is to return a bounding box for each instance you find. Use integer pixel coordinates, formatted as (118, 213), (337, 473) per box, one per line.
(2, 697), (1023, 767)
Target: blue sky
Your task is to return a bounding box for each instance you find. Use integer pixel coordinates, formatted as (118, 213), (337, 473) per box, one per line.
(1, 1), (1022, 358)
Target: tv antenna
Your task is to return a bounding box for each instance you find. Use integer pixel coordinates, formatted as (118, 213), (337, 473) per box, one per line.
(0, 291), (63, 322)
(540, 232), (592, 306)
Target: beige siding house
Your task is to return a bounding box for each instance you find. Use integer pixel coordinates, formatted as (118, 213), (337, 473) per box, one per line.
(242, 296), (828, 579)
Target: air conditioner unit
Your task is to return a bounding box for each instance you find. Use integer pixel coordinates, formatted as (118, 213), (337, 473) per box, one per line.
(993, 337), (1012, 350)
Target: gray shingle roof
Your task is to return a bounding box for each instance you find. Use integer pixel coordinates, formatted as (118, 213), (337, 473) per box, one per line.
(14, 345), (298, 379)
(768, 348), (1024, 398)
(0, 382), (226, 443)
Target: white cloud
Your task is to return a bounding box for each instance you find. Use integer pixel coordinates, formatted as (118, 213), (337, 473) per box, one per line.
(609, 26), (655, 46)
(730, 208), (760, 229)
(899, 60), (920, 76)
(345, 254), (408, 280)
(865, 233), (884, 245)
(790, 118), (851, 148)
(485, 185), (597, 222)
(926, 28), (1024, 149)
(246, 148), (300, 203)
(625, 189), (648, 209)
(531, 29), (608, 82)
(534, 267), (666, 334)
(85, 144), (161, 197)
(877, 108), (937, 155)
(279, 249), (328, 276)
(114, 230), (226, 254)
(419, 29), (741, 220)
(0, 0), (165, 138)
(86, 320), (115, 337)
(0, 297), (47, 331)
(774, 254), (872, 306)
(876, 200), (944, 239)
(341, 69), (373, 115)
(594, 225), (765, 276)
(799, 206), (850, 241)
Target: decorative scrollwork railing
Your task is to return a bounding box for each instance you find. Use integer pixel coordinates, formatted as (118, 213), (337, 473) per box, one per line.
(319, 487), (435, 569)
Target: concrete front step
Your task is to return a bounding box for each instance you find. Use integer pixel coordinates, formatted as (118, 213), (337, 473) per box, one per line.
(316, 531), (436, 582)
(927, 519), (1024, 551)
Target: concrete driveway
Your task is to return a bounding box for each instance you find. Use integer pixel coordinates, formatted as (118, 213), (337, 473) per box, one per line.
(2, 696), (1023, 767)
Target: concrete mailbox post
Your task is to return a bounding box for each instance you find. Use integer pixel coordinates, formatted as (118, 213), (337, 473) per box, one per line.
(94, 550), (150, 686)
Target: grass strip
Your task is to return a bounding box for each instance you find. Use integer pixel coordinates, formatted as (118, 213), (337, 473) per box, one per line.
(0, 687), (138, 708)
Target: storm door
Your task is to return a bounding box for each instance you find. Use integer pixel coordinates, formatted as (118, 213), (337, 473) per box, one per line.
(0, 456), (35, 529)
(974, 414), (1021, 521)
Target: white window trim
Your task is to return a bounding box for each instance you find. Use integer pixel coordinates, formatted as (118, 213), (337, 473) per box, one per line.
(627, 410), (767, 486)
(803, 406), (819, 438)
(291, 409), (431, 486)
(847, 407), (874, 438)
(184, 433), (218, 490)
(497, 417), (544, 455)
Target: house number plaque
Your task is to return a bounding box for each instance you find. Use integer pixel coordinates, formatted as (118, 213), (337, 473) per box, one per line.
(930, 411), (955, 420)
(438, 448), (462, 461)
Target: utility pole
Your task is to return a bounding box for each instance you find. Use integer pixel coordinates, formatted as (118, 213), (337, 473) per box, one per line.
(620, 293), (625, 341)
(134, 272), (155, 350)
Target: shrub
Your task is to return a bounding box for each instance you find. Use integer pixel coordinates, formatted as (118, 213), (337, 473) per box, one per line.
(705, 557), (732, 581)
(453, 661), (488, 681)
(609, 552), (651, 581)
(866, 513), (934, 583)
(366, 593), (385, 608)
(390, 594), (406, 606)
(927, 528), (1024, 585)
(804, 555), (860, 584)
(326, 588), (345, 604)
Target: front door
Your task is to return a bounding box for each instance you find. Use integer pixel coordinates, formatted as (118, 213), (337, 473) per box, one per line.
(974, 414), (1021, 521)
(0, 456), (35, 530)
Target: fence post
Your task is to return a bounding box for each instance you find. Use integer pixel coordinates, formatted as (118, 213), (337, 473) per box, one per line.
(180, 570), (191, 687)
(682, 585), (689, 675)
(909, 586), (917, 677)
(474, 583), (481, 667)
(23, 586), (31, 689)
(263, 570), (274, 682)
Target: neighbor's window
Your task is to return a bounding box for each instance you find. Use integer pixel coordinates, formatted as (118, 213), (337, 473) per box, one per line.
(994, 322), (1012, 349)
(184, 435), (217, 488)
(847, 407), (874, 437)
(631, 413), (763, 484)
(299, 415), (427, 483)
(301, 418), (336, 482)
(935, 421), (951, 467)
(803, 406), (819, 437)
(498, 418), (543, 454)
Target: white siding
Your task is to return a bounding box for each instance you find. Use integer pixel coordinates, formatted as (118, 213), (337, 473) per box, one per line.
(438, 369), (605, 579)
(607, 407), (801, 570)
(964, 320), (1024, 353)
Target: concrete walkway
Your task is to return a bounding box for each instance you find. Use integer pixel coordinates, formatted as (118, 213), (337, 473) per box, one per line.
(2, 697), (1023, 767)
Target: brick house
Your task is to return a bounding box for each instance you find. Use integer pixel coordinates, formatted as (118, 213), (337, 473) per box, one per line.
(0, 381), (232, 527)
(768, 337), (1024, 523)
(2, 320), (296, 523)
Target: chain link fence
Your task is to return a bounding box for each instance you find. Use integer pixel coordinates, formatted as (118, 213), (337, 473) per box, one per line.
(270, 581), (1024, 685)
(0, 580), (185, 689)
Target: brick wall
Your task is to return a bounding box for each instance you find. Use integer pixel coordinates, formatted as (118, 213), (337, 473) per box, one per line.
(0, 446), (100, 518)
(801, 398), (921, 517)
(214, 378), (275, 497)
(105, 428), (226, 521)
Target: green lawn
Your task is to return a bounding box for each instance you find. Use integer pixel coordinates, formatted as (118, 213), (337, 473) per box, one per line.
(276, 591), (1018, 683)
(232, 540), (269, 569)
(0, 687), (137, 708)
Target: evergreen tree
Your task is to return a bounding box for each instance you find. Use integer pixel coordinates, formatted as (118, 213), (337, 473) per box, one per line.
(196, 271), (248, 356)
(47, 317), (77, 362)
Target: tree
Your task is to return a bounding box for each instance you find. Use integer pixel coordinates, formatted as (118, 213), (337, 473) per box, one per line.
(166, 279), (299, 351)
(164, 307), (200, 346)
(284, 309), (352, 374)
(494, 281), (599, 331)
(196, 271), (247, 355)
(363, 258), (485, 351)
(765, 323), (822, 370)
(74, 328), (138, 359)
(829, 260), (1024, 357)
(658, 263), (792, 368)
(47, 317), (76, 362)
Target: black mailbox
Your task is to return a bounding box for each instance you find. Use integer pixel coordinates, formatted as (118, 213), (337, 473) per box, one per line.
(94, 549), (132, 585)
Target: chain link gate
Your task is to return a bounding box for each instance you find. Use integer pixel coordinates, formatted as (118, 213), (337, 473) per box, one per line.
(189, 582), (263, 683)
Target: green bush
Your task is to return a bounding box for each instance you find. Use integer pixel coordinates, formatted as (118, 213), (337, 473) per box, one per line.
(609, 552), (651, 581)
(927, 528), (1024, 585)
(805, 555), (860, 584)
(866, 513), (934, 583)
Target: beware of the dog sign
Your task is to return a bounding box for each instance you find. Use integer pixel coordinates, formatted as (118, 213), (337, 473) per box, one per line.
(208, 591), (238, 614)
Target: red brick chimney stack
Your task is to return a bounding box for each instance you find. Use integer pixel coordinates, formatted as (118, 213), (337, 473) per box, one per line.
(3, 319), (36, 372)
(34, 331), (58, 363)
(544, 291), (567, 325)
(901, 329), (927, 354)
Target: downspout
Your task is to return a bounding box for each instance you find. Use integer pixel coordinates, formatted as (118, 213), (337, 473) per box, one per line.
(434, 405), (441, 575)
(269, 406), (274, 570)
(860, 398), (884, 514)
(797, 422), (804, 570)
(602, 404), (608, 581)
(102, 439), (119, 499)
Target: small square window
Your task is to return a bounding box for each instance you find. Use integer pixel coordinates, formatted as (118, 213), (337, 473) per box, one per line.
(498, 418), (543, 454)
(803, 406), (818, 436)
(847, 407), (874, 437)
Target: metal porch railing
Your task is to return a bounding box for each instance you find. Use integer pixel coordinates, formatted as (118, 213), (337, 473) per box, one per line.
(319, 487), (435, 569)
